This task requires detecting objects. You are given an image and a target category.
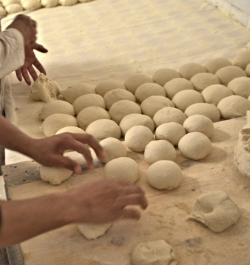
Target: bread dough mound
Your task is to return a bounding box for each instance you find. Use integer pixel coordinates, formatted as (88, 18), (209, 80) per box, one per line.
(172, 90), (204, 112)
(109, 100), (141, 124)
(40, 165), (73, 185)
(124, 73), (154, 94)
(215, 66), (246, 85)
(22, 0), (41, 10)
(55, 126), (85, 134)
(131, 240), (177, 265)
(246, 63), (250, 77)
(2, 0), (19, 7)
(153, 107), (187, 127)
(104, 88), (136, 110)
(99, 137), (127, 164)
(217, 95), (250, 119)
(95, 80), (126, 97)
(234, 49), (250, 70)
(155, 122), (186, 146)
(77, 106), (110, 130)
(125, 125), (154, 152)
(41, 0), (58, 7)
(201, 84), (233, 106)
(0, 6), (7, 16)
(141, 95), (175, 118)
(183, 115), (214, 138)
(105, 157), (139, 183)
(179, 63), (207, 80)
(59, 0), (77, 5)
(86, 119), (121, 142)
(190, 73), (220, 92)
(135, 83), (166, 103)
(30, 74), (61, 103)
(189, 191), (241, 232)
(228, 77), (250, 98)
(73, 94), (106, 115)
(204, 58), (232, 74)
(5, 3), (22, 12)
(178, 132), (212, 160)
(164, 78), (194, 99)
(152, 68), (181, 86)
(78, 223), (112, 240)
(120, 113), (154, 136)
(147, 160), (182, 190)
(144, 140), (176, 165)
(185, 103), (220, 122)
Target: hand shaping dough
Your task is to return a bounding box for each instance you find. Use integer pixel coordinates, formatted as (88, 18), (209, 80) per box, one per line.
(5, 3), (23, 13)
(95, 80), (126, 97)
(233, 49), (250, 70)
(135, 83), (166, 103)
(203, 58), (232, 74)
(152, 68), (181, 86)
(124, 73), (154, 94)
(227, 77), (250, 98)
(179, 63), (207, 80)
(41, 0), (58, 8)
(190, 73), (220, 92)
(164, 78), (194, 99)
(78, 223), (112, 240)
(215, 66), (246, 85)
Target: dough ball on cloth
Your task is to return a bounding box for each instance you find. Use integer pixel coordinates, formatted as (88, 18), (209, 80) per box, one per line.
(215, 66), (246, 85)
(135, 83), (166, 103)
(188, 191), (241, 232)
(164, 78), (194, 99)
(228, 77), (250, 98)
(203, 58), (232, 74)
(109, 100), (141, 124)
(152, 68), (181, 86)
(104, 157), (139, 183)
(233, 49), (250, 70)
(41, 0), (58, 8)
(190, 73), (220, 92)
(86, 119), (121, 142)
(99, 137), (127, 164)
(119, 113), (154, 137)
(2, 0), (19, 7)
(131, 240), (177, 265)
(78, 223), (112, 240)
(0, 6), (6, 15)
(95, 80), (126, 97)
(125, 125), (154, 152)
(179, 63), (207, 80)
(5, 3), (22, 13)
(124, 73), (154, 94)
(144, 140), (176, 165)
(178, 132), (212, 160)
(217, 95), (250, 119)
(55, 126), (85, 134)
(59, 0), (77, 5)
(155, 122), (186, 146)
(22, 0), (41, 10)
(147, 160), (182, 190)
(201, 84), (233, 106)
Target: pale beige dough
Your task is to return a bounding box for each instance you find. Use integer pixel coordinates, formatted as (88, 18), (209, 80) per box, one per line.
(41, 0), (58, 7)
(152, 68), (181, 86)
(124, 73), (153, 94)
(135, 83), (166, 103)
(204, 58), (232, 74)
(2, 0), (19, 7)
(95, 80), (126, 97)
(215, 66), (246, 85)
(59, 0), (77, 5)
(228, 77), (250, 98)
(164, 78), (194, 99)
(78, 223), (112, 240)
(22, 0), (41, 10)
(233, 49), (250, 70)
(0, 6), (6, 15)
(5, 3), (22, 12)
(55, 126), (85, 134)
(179, 62), (207, 80)
(246, 63), (250, 77)
(190, 72), (220, 92)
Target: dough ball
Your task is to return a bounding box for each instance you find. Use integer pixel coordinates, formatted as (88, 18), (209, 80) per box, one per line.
(41, 0), (58, 7)
(217, 95), (250, 119)
(135, 83), (166, 103)
(215, 66), (246, 85)
(144, 140), (176, 165)
(124, 73), (154, 94)
(172, 90), (204, 112)
(179, 63), (207, 80)
(178, 132), (212, 160)
(246, 63), (250, 77)
(104, 88), (135, 110)
(78, 223), (112, 240)
(125, 125), (154, 152)
(228, 77), (250, 98)
(109, 100), (141, 124)
(131, 240), (177, 265)
(189, 191), (241, 232)
(201, 84), (233, 106)
(183, 115), (214, 138)
(141, 95), (175, 118)
(155, 122), (186, 146)
(153, 107), (187, 127)
(22, 0), (41, 10)
(5, 3), (22, 12)
(104, 157), (139, 183)
(95, 80), (126, 97)
(152, 68), (181, 86)
(164, 78), (194, 99)
(99, 137), (127, 164)
(86, 119), (121, 142)
(0, 6), (7, 16)
(120, 113), (155, 136)
(234, 49), (250, 70)
(190, 73), (220, 92)
(147, 160), (182, 190)
(59, 0), (77, 5)
(185, 103), (220, 122)
(2, 0), (19, 7)
(204, 58), (232, 74)
(55, 126), (85, 134)
(77, 106), (110, 130)
(42, 114), (78, 137)
(73, 94), (106, 115)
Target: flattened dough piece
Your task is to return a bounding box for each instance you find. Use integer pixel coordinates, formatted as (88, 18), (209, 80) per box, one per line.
(152, 68), (180, 86)
(179, 63), (207, 80)
(215, 66), (246, 85)
(78, 223), (112, 240)
(124, 73), (153, 94)
(204, 58), (232, 74)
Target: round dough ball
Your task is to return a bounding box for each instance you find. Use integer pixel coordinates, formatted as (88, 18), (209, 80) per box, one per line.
(6, 3), (22, 12)
(125, 125), (154, 152)
(217, 95), (250, 119)
(120, 113), (155, 136)
(185, 103), (220, 122)
(41, 0), (58, 7)
(109, 100), (141, 124)
(22, 0), (41, 10)
(228, 77), (250, 98)
(201, 84), (233, 106)
(135, 83), (166, 103)
(234, 49), (250, 70)
(95, 80), (126, 97)
(147, 160), (182, 190)
(2, 0), (19, 7)
(190, 73), (220, 92)
(179, 63), (207, 80)
(0, 6), (7, 16)
(246, 63), (250, 77)
(59, 0), (77, 5)
(155, 122), (186, 146)
(172, 90), (204, 112)
(164, 78), (194, 99)
(77, 106), (110, 130)
(204, 58), (232, 74)
(152, 68), (181, 86)
(215, 66), (246, 85)
(183, 115), (214, 138)
(78, 223), (112, 240)
(144, 140), (176, 165)
(124, 73), (154, 94)
(86, 119), (121, 142)
(42, 114), (78, 137)
(99, 137), (127, 164)
(55, 126), (85, 134)
(178, 132), (212, 160)
(105, 157), (139, 183)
